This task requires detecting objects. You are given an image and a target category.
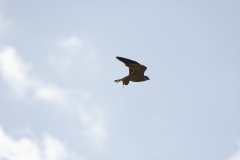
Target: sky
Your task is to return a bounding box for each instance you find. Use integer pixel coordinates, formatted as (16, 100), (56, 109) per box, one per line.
(0, 0), (239, 160)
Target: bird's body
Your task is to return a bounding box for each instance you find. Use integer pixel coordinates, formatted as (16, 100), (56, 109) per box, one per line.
(114, 57), (150, 87)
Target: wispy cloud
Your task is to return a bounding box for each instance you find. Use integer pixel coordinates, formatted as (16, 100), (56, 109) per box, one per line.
(0, 13), (10, 33)
(78, 107), (107, 147)
(59, 36), (83, 53)
(0, 13), (11, 43)
(0, 46), (107, 148)
(0, 126), (85, 160)
(49, 36), (98, 72)
(227, 139), (240, 160)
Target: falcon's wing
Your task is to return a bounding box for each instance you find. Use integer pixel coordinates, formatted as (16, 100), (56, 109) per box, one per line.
(126, 64), (147, 76)
(116, 57), (140, 65)
(116, 56), (147, 76)
(116, 57), (139, 75)
(129, 68), (134, 76)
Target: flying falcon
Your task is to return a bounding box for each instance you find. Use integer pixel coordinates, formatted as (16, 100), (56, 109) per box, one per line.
(114, 56), (150, 87)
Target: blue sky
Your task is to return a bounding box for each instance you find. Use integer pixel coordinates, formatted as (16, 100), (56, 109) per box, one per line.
(0, 0), (240, 160)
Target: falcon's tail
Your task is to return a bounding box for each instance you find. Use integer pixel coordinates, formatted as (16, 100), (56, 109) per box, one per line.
(114, 79), (122, 83)
(114, 77), (130, 86)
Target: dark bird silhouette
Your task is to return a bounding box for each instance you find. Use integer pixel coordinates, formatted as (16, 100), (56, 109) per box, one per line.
(114, 57), (150, 87)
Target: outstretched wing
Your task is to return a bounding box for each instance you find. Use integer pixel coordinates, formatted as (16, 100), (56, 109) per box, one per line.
(116, 57), (140, 65)
(116, 57), (139, 75)
(116, 56), (147, 76)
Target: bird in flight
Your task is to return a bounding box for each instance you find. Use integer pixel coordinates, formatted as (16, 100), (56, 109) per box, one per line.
(114, 57), (150, 87)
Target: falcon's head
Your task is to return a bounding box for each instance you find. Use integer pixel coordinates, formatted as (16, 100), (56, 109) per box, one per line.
(145, 76), (150, 81)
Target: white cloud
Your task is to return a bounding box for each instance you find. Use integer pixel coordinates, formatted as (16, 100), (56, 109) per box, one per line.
(0, 46), (107, 148)
(227, 139), (240, 160)
(0, 126), (85, 160)
(0, 47), (32, 97)
(49, 36), (98, 72)
(43, 135), (68, 160)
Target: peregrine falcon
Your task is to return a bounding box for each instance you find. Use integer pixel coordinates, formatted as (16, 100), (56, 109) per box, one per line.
(114, 56), (150, 87)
